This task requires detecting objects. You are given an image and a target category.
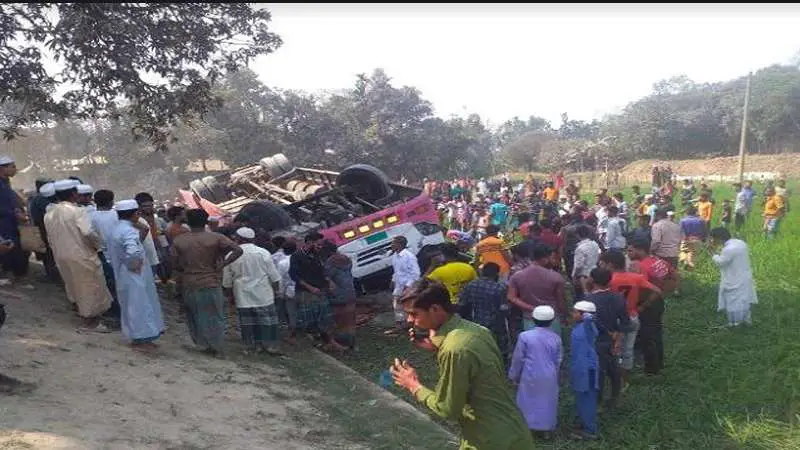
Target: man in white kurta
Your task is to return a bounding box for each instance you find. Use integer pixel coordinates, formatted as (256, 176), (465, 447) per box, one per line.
(388, 236), (421, 333)
(109, 200), (164, 350)
(44, 180), (112, 331)
(710, 227), (758, 327)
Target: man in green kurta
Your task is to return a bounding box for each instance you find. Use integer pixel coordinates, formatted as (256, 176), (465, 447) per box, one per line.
(391, 279), (535, 450)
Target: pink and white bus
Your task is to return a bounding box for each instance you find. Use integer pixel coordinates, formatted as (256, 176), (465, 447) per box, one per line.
(180, 154), (444, 288)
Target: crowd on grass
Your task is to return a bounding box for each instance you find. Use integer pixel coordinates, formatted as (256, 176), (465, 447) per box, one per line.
(0, 154), (786, 446)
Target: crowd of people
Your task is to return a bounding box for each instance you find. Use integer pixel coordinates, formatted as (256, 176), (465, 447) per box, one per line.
(0, 152), (786, 445)
(390, 170), (777, 446)
(0, 155), (361, 359)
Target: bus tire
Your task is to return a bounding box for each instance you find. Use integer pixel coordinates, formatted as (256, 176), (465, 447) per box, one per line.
(189, 179), (214, 201)
(235, 200), (295, 233)
(201, 176), (230, 203)
(336, 164), (393, 204)
(271, 153), (293, 174)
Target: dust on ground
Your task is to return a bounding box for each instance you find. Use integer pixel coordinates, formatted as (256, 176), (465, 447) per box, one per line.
(0, 265), (454, 450)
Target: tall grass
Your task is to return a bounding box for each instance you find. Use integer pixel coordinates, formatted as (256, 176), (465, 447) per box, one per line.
(335, 181), (800, 449)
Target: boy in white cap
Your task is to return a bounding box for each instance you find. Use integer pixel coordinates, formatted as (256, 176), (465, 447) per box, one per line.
(76, 184), (94, 208)
(570, 300), (600, 440)
(508, 304), (562, 440)
(222, 227), (284, 356)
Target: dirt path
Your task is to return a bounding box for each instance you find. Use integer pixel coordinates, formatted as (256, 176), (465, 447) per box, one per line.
(0, 270), (364, 450)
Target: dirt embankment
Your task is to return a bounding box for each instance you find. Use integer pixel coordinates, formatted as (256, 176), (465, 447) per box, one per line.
(620, 154), (798, 181)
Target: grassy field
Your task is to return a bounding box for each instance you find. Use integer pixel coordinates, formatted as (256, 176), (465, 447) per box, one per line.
(329, 181), (800, 449)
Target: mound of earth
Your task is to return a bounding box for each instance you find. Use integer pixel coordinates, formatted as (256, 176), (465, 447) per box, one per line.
(621, 154), (800, 179)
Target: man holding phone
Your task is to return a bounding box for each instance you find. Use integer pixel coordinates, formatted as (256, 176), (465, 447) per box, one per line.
(390, 279), (534, 450)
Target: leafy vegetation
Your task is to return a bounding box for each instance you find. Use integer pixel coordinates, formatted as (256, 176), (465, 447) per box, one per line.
(6, 63), (800, 188)
(334, 182), (800, 449)
(0, 3), (281, 150)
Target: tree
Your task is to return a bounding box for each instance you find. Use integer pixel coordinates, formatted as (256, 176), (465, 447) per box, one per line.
(0, 3), (281, 150)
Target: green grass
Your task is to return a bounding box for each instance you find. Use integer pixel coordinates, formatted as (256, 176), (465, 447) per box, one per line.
(329, 180), (800, 449)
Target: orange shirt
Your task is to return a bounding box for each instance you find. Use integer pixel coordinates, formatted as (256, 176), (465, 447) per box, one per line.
(475, 236), (510, 275)
(610, 271), (659, 317)
(543, 187), (559, 202)
(764, 195), (785, 218)
(697, 200), (713, 222)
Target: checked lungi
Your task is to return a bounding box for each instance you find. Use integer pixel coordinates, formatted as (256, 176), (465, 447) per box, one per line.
(237, 305), (280, 346)
(294, 290), (334, 332)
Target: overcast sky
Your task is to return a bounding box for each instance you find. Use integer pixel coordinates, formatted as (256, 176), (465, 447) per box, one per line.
(252, 3), (800, 126)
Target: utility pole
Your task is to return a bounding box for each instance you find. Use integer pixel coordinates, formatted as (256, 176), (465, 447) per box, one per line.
(737, 72), (752, 184)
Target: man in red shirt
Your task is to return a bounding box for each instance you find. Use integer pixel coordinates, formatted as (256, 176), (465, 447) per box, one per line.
(598, 251), (664, 385)
(627, 240), (679, 295)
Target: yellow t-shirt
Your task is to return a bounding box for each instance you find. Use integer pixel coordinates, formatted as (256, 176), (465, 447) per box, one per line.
(475, 236), (510, 275)
(697, 201), (713, 222)
(428, 262), (479, 304)
(543, 187), (559, 202)
(764, 195), (785, 218)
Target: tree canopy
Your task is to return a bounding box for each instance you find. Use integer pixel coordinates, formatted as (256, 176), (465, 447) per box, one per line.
(0, 3), (280, 150)
(2, 5), (800, 190)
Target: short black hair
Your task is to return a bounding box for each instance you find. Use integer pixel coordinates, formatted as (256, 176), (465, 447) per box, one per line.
(272, 236), (287, 249)
(532, 243), (554, 260)
(607, 205), (619, 215)
(94, 190), (114, 208)
(282, 240), (298, 255)
(654, 208), (668, 219)
(590, 267), (613, 286)
(630, 239), (650, 252)
(440, 243), (460, 260)
(56, 188), (77, 202)
(577, 224), (594, 239)
(710, 227), (731, 242)
(185, 208), (209, 228)
(486, 224), (500, 235)
(305, 231), (324, 243)
(599, 250), (626, 270)
(393, 235), (408, 247)
(134, 192), (154, 204)
(613, 192), (624, 200)
(401, 278), (453, 312)
(166, 205), (185, 221)
(117, 209), (136, 221)
(481, 262), (500, 279)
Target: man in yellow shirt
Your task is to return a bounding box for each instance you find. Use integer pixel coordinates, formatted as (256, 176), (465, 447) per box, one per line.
(474, 225), (511, 279)
(696, 192), (713, 232)
(763, 187), (785, 239)
(428, 243), (478, 304)
(543, 181), (559, 203)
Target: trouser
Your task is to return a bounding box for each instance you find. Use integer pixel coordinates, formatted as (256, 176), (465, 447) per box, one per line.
(564, 251), (575, 280)
(392, 294), (406, 323)
(596, 340), (621, 404)
(638, 300), (665, 374)
(734, 212), (746, 231)
(575, 384), (598, 434)
(0, 238), (29, 277)
(275, 295), (298, 330)
(97, 252), (120, 320)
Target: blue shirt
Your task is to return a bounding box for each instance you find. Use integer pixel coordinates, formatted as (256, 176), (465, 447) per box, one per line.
(0, 178), (19, 240)
(742, 187), (755, 210)
(489, 202), (509, 226)
(570, 316), (599, 393)
(680, 215), (706, 238)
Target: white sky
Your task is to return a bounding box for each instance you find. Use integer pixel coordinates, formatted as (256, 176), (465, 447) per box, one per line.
(253, 3), (800, 127)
